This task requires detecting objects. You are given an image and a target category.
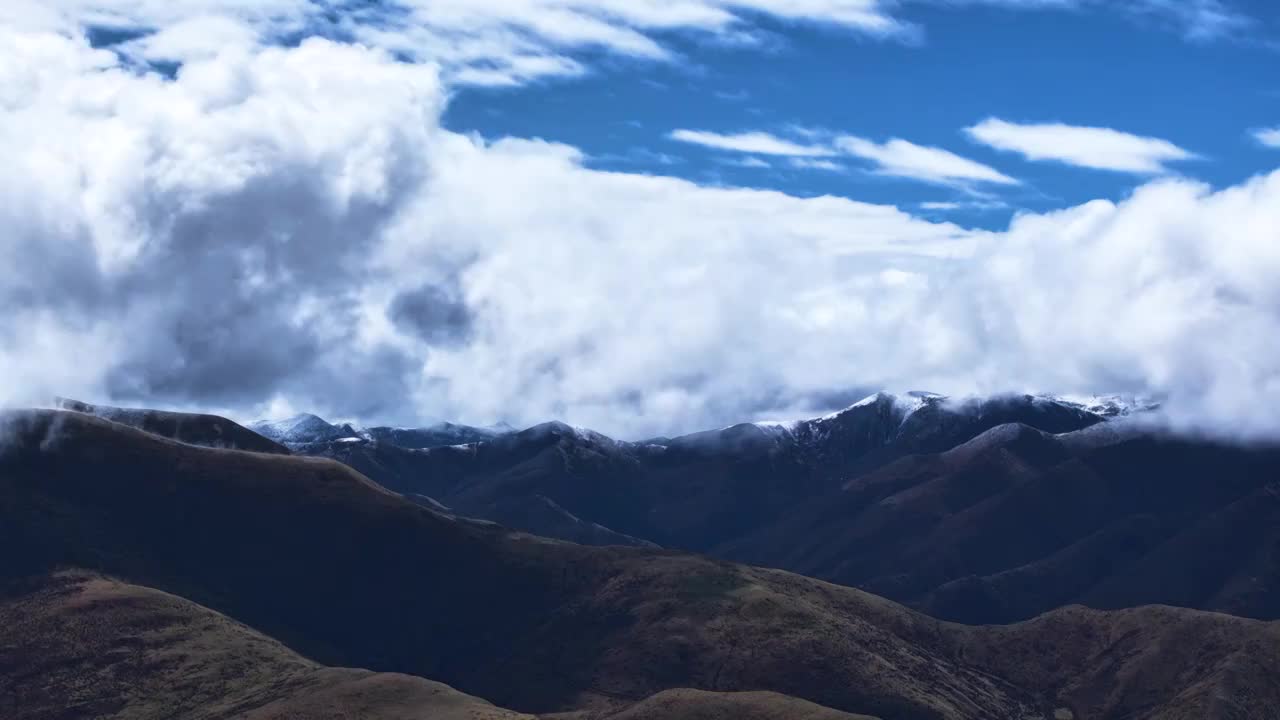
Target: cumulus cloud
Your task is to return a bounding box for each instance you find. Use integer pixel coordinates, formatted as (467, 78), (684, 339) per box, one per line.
(836, 136), (1019, 187)
(966, 118), (1198, 174)
(4, 18), (1280, 441)
(1254, 127), (1280, 148)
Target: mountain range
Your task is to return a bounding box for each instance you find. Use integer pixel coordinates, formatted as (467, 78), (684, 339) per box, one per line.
(233, 392), (1278, 626)
(4, 407), (1280, 719)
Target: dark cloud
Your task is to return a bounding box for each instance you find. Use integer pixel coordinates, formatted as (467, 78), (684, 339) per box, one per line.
(389, 283), (473, 346)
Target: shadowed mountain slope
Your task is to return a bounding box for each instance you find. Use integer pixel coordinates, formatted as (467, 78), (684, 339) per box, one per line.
(55, 398), (289, 455)
(1, 409), (1278, 720)
(1, 571), (882, 720)
(283, 393), (1106, 552)
(719, 422), (1280, 624)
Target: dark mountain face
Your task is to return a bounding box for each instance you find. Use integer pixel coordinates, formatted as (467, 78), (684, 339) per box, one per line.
(277, 393), (1106, 552)
(260, 393), (1280, 627)
(361, 422), (512, 449)
(719, 422), (1280, 624)
(4, 409), (1280, 720)
(54, 398), (289, 455)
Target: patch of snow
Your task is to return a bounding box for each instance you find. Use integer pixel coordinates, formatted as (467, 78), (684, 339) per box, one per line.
(1043, 393), (1162, 418)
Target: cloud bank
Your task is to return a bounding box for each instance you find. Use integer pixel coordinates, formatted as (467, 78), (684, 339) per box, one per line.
(3, 18), (1280, 440)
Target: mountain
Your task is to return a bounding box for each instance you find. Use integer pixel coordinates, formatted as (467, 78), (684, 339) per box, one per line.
(0, 570), (520, 720)
(2, 570), (884, 720)
(6, 408), (1280, 719)
(269, 393), (1280, 626)
(361, 421), (514, 449)
(251, 413), (513, 451)
(295, 428), (656, 548)
(249, 413), (358, 447)
(719, 420), (1280, 624)
(54, 398), (289, 455)
(282, 393), (1106, 553)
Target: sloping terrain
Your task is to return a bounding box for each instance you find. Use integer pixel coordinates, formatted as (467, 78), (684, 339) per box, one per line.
(0, 571), (877, 720)
(720, 422), (1280, 623)
(56, 398), (289, 455)
(2, 409), (1278, 720)
(0, 571), (523, 720)
(285, 393), (1105, 551)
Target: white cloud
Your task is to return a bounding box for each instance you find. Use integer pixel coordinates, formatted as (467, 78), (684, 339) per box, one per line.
(5, 22), (1280, 442)
(669, 129), (836, 157)
(1254, 127), (1280, 148)
(789, 158), (845, 172)
(677, 129), (1015, 186)
(722, 156), (773, 168)
(2, 0), (908, 85)
(1128, 0), (1253, 42)
(919, 199), (1009, 212)
(966, 118), (1198, 174)
(5, 0), (1257, 88)
(836, 136), (1019, 187)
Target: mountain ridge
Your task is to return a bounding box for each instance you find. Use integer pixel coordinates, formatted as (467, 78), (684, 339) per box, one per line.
(3, 408), (1278, 720)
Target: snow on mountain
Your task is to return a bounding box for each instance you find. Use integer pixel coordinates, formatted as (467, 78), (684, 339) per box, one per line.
(1047, 393), (1163, 418)
(249, 414), (354, 446)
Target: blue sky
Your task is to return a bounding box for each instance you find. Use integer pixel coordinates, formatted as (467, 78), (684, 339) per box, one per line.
(446, 1), (1280, 227)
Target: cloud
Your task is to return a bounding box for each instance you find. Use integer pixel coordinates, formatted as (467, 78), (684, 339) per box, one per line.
(7, 0), (1258, 89)
(3, 0), (909, 86)
(678, 129), (1015, 186)
(669, 129), (836, 157)
(966, 118), (1198, 174)
(919, 200), (1008, 212)
(721, 156), (773, 169)
(836, 136), (1020, 187)
(1254, 127), (1280, 148)
(1127, 0), (1254, 42)
(6, 22), (1280, 442)
(789, 158), (845, 172)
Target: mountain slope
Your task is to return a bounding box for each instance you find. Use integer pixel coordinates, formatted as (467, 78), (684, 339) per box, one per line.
(2, 409), (1278, 720)
(0, 571), (525, 720)
(287, 394), (1105, 552)
(1, 571), (879, 720)
(720, 421), (1280, 624)
(55, 398), (288, 455)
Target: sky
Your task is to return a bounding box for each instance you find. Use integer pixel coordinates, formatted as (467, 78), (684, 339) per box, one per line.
(1, 0), (1279, 438)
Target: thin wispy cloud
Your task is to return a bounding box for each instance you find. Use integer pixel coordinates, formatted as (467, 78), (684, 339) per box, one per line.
(675, 128), (1016, 187)
(919, 199), (1008, 212)
(966, 118), (1198, 173)
(722, 156), (773, 169)
(3, 0), (1264, 88)
(1254, 127), (1280, 148)
(789, 158), (846, 172)
(836, 136), (1020, 187)
(1128, 0), (1254, 42)
(669, 130), (836, 157)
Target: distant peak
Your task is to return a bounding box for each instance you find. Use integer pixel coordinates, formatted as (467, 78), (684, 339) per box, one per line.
(823, 390), (945, 421)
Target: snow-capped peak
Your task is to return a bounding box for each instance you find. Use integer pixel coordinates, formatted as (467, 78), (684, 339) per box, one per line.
(1039, 393), (1162, 418)
(820, 391), (946, 423)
